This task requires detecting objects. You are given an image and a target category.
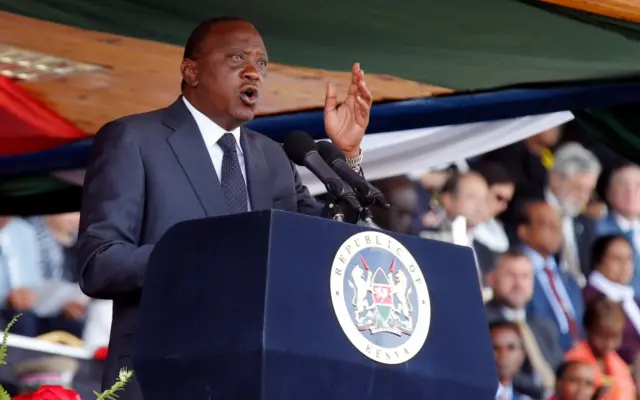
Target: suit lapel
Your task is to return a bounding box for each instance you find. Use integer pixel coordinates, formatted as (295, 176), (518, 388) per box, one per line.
(163, 98), (227, 217)
(240, 127), (272, 211)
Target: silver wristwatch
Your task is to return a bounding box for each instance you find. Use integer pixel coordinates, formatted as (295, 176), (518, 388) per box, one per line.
(346, 150), (363, 170)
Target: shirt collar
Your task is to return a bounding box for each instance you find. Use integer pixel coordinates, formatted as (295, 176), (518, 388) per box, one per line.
(523, 246), (557, 273)
(501, 306), (527, 322)
(497, 382), (513, 398)
(613, 212), (640, 233)
(182, 96), (242, 153)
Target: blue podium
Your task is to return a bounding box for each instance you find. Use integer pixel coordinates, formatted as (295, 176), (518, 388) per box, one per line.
(133, 210), (498, 399)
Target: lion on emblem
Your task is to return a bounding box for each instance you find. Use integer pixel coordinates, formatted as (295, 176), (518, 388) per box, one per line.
(388, 269), (413, 319)
(348, 264), (373, 320)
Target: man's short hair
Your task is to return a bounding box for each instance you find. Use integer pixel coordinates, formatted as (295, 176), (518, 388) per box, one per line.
(488, 320), (522, 338)
(183, 17), (251, 59)
(441, 172), (485, 196)
(552, 142), (601, 177)
(474, 162), (514, 187)
(514, 200), (546, 228)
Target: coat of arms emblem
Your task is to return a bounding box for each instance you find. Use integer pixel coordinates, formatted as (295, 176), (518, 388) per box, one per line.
(330, 231), (431, 365)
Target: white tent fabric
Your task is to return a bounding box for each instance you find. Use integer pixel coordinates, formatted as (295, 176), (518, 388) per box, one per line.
(301, 111), (574, 195)
(54, 111), (574, 192)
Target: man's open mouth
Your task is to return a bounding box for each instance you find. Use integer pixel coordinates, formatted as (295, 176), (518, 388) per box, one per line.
(240, 86), (259, 106)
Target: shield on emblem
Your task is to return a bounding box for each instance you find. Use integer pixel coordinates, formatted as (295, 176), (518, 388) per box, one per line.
(372, 267), (393, 322)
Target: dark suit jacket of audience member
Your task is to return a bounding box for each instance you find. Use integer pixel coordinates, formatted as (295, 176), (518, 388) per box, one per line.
(584, 283), (640, 364)
(503, 185), (597, 279)
(486, 300), (565, 400)
(527, 264), (585, 352)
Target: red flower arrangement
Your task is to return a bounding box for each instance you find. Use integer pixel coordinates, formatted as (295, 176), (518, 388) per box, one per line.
(12, 385), (80, 400)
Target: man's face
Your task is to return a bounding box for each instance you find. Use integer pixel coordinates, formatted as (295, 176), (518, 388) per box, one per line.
(551, 172), (598, 217)
(182, 21), (268, 127)
(608, 166), (640, 220)
(492, 255), (534, 309)
(518, 203), (563, 256)
(487, 183), (514, 218)
(556, 363), (597, 400)
(491, 326), (525, 383)
(446, 175), (489, 228)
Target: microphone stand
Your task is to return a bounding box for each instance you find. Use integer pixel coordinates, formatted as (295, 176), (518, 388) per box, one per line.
(358, 205), (379, 228)
(324, 193), (346, 222)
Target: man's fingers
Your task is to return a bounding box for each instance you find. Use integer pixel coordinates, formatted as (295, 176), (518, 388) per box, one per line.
(324, 81), (338, 113)
(358, 80), (373, 105)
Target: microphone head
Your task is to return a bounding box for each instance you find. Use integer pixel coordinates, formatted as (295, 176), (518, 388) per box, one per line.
(316, 140), (345, 163)
(282, 131), (318, 166)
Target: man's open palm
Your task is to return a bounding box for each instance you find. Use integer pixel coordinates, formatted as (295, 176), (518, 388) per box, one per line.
(324, 62), (373, 157)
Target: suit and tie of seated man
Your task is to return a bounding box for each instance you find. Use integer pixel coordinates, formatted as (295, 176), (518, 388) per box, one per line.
(418, 171), (497, 277)
(486, 249), (564, 399)
(496, 142), (601, 287)
(514, 201), (585, 353)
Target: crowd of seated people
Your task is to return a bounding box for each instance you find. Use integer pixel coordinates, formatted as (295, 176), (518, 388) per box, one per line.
(373, 122), (640, 399)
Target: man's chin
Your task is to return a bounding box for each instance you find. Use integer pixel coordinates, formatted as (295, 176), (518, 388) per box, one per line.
(231, 108), (256, 122)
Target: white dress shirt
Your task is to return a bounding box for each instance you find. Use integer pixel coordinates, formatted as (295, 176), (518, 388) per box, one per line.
(614, 213), (640, 254)
(525, 247), (576, 334)
(182, 96), (251, 210)
(545, 189), (581, 282)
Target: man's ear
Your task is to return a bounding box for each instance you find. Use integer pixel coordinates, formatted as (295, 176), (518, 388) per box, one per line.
(180, 59), (199, 87)
(516, 224), (527, 242)
(485, 271), (495, 288)
(440, 193), (453, 213)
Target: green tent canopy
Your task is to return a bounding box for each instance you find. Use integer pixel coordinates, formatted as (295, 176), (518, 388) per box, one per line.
(2, 0), (640, 90)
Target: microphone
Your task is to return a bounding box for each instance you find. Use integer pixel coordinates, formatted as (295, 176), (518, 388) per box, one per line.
(316, 141), (390, 208)
(283, 131), (362, 212)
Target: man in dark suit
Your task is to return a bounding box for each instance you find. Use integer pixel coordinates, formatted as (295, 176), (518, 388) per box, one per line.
(504, 142), (600, 285)
(76, 17), (373, 399)
(486, 249), (565, 399)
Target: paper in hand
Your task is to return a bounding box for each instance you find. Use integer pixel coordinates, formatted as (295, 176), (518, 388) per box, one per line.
(32, 280), (87, 318)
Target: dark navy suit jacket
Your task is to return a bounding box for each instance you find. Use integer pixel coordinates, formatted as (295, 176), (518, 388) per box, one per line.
(76, 98), (321, 397)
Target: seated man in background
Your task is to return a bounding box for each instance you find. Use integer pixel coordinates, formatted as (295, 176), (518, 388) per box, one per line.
(517, 201), (585, 352)
(28, 213), (86, 338)
(0, 215), (85, 337)
(420, 172), (495, 277)
(489, 320), (532, 400)
(597, 163), (640, 299)
(549, 361), (597, 400)
(544, 143), (600, 286)
(370, 175), (418, 234)
(486, 249), (564, 399)
(0, 216), (42, 335)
